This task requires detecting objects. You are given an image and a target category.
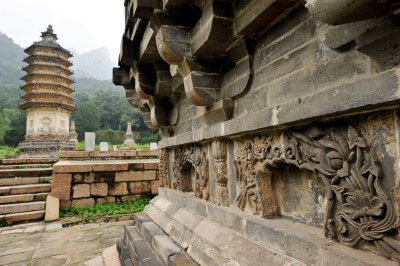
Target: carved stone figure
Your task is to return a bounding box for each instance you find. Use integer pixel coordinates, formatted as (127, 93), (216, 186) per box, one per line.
(234, 141), (261, 214)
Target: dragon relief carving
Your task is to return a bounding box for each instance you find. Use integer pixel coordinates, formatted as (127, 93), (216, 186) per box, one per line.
(172, 145), (209, 200)
(234, 125), (400, 261)
(212, 140), (229, 207)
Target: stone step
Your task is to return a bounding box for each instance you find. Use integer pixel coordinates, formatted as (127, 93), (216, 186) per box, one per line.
(0, 201), (45, 214)
(124, 225), (163, 266)
(0, 164), (52, 170)
(0, 184), (51, 196)
(119, 212), (198, 266)
(0, 210), (45, 223)
(0, 168), (53, 178)
(0, 193), (49, 204)
(0, 176), (52, 186)
(0, 158), (57, 165)
(154, 188), (396, 266)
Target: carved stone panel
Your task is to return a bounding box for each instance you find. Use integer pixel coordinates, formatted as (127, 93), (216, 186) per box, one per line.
(234, 124), (400, 261)
(172, 145), (210, 200)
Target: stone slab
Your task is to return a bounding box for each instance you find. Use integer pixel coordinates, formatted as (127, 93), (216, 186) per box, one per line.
(115, 170), (157, 182)
(51, 174), (72, 201)
(85, 132), (96, 151)
(102, 244), (120, 266)
(45, 195), (59, 222)
(100, 142), (109, 152)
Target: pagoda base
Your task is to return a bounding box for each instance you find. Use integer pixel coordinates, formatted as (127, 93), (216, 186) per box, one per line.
(18, 140), (75, 158)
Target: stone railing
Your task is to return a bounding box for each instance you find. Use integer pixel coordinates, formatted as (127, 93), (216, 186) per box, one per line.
(51, 159), (160, 208)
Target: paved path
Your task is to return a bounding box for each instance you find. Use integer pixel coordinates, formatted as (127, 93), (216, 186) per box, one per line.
(0, 221), (125, 266)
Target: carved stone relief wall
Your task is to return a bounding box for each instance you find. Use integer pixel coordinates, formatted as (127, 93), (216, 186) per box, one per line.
(233, 121), (400, 261)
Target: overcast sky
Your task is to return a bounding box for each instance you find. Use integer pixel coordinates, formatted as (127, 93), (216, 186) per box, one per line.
(0, 0), (124, 64)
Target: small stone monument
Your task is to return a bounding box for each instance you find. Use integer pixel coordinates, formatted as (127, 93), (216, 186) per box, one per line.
(69, 121), (79, 145)
(100, 142), (108, 151)
(123, 122), (136, 146)
(113, 145), (117, 151)
(85, 132), (95, 151)
(150, 142), (158, 150)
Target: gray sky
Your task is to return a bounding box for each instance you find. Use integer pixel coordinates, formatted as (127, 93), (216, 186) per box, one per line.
(0, 0), (124, 64)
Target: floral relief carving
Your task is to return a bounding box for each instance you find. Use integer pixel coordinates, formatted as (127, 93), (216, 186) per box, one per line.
(256, 125), (399, 262)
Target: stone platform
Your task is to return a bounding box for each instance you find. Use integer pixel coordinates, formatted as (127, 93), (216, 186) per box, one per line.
(117, 187), (396, 266)
(18, 140), (75, 158)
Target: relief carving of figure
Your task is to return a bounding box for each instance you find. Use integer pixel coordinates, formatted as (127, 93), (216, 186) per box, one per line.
(234, 141), (261, 214)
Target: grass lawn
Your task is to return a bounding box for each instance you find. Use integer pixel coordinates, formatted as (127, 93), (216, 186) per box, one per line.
(0, 145), (18, 158)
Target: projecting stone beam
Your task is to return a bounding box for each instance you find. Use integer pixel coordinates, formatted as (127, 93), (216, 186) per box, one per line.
(112, 67), (130, 86)
(118, 35), (135, 67)
(233, 0), (302, 36)
(305, 0), (399, 25)
(190, 1), (235, 57)
(156, 25), (191, 65)
(132, 0), (162, 19)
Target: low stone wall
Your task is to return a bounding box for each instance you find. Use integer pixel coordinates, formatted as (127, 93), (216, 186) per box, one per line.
(51, 159), (160, 208)
(58, 150), (159, 161)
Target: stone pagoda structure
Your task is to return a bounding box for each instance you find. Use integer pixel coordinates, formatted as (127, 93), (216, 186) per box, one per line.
(19, 25), (76, 157)
(114, 0), (400, 265)
(123, 122), (136, 146)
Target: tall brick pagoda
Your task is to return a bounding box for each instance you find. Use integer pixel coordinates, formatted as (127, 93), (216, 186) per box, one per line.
(19, 25), (76, 157)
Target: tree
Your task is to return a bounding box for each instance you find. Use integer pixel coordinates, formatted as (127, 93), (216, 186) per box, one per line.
(0, 112), (10, 144)
(2, 108), (26, 147)
(71, 100), (100, 141)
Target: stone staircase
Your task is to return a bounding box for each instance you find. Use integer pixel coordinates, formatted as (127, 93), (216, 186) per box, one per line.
(117, 213), (198, 266)
(116, 188), (396, 266)
(0, 158), (56, 225)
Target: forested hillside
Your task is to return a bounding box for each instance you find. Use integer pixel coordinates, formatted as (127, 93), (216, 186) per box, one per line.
(0, 32), (158, 147)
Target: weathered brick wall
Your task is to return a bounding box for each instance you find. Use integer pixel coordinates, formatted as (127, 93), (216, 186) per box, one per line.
(51, 160), (160, 208)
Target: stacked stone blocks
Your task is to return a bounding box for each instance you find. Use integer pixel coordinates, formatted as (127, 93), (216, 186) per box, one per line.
(51, 160), (160, 208)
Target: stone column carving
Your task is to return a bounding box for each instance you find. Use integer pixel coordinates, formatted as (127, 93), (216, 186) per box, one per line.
(160, 149), (170, 188)
(69, 121), (78, 145)
(123, 122), (136, 146)
(212, 140), (229, 206)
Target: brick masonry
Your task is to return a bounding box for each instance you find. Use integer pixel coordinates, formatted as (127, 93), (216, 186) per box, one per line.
(51, 160), (160, 207)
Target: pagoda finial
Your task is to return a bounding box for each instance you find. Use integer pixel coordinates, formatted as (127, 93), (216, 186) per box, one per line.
(41, 24), (57, 40)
